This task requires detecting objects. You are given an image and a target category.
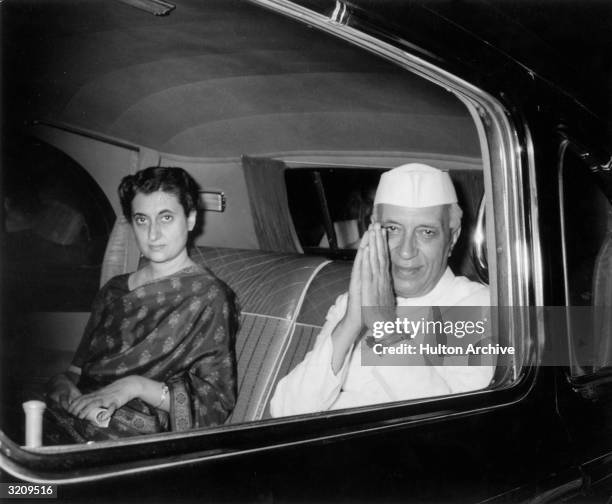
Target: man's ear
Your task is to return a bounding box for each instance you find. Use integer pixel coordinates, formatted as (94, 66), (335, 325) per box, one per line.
(187, 210), (197, 231)
(449, 225), (461, 256)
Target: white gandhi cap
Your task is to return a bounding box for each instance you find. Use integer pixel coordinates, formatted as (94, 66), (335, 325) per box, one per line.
(374, 163), (457, 208)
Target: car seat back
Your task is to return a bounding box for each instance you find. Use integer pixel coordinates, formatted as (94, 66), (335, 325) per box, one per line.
(189, 247), (330, 423)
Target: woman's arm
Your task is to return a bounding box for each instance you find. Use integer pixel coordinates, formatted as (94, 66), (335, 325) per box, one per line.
(67, 376), (169, 420)
(63, 276), (238, 429)
(47, 371), (82, 411)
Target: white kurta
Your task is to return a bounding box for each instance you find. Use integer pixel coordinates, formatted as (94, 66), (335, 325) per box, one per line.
(270, 268), (492, 417)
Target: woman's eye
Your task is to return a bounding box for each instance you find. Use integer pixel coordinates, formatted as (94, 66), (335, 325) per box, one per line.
(134, 216), (147, 225)
(384, 225), (399, 233)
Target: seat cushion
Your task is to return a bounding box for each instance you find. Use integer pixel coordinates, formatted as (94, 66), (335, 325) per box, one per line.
(262, 261), (352, 418)
(191, 247), (331, 422)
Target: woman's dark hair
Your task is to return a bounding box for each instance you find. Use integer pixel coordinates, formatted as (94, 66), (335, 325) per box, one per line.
(118, 167), (200, 220)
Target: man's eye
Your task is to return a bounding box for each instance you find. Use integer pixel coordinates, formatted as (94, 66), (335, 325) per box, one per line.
(420, 228), (437, 237)
(161, 215), (173, 222)
(383, 225), (399, 233)
(134, 216), (147, 225)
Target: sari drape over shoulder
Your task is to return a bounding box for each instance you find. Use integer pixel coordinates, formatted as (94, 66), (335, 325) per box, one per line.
(46, 265), (238, 442)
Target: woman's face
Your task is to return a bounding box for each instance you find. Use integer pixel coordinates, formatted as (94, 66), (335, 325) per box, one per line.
(130, 190), (196, 265)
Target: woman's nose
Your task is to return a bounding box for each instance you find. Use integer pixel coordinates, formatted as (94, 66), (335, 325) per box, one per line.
(148, 222), (161, 240)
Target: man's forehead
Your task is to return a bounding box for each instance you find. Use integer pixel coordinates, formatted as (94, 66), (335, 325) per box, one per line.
(375, 203), (448, 225)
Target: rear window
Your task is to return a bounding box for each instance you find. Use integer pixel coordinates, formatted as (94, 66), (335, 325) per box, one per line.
(285, 167), (486, 283)
(286, 168), (383, 257)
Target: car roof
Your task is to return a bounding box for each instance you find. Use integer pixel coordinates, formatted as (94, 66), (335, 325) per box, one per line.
(2, 0), (479, 160)
(341, 0), (611, 136)
(3, 0), (609, 157)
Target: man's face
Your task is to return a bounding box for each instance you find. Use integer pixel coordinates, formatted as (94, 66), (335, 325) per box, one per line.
(377, 203), (458, 298)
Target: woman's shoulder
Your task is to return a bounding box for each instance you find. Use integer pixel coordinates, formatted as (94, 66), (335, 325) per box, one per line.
(184, 265), (236, 301)
(99, 273), (130, 294)
(88, 273), (130, 310)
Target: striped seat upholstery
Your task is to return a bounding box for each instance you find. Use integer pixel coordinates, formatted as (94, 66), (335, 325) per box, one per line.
(101, 226), (344, 423)
(191, 247), (330, 423)
(262, 261), (352, 418)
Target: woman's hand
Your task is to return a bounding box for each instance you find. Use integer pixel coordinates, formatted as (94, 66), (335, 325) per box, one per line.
(67, 376), (144, 421)
(47, 373), (82, 411)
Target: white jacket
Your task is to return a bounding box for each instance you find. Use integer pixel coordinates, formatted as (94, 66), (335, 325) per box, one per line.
(270, 268), (492, 416)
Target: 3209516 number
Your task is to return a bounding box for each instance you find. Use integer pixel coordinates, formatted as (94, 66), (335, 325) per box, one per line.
(1, 484), (57, 499)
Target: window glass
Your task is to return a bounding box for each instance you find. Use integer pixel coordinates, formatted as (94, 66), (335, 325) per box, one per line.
(286, 168), (383, 255)
(1, 0), (509, 457)
(560, 148), (612, 376)
(2, 137), (115, 443)
(280, 160), (497, 419)
(2, 137), (115, 312)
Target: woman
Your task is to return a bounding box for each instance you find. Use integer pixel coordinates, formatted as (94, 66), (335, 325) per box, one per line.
(46, 167), (238, 442)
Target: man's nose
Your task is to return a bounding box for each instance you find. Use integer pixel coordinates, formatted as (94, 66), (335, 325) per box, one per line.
(398, 232), (417, 259)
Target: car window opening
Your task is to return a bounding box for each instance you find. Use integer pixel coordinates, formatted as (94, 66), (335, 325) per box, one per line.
(559, 145), (612, 377)
(0, 0), (523, 459)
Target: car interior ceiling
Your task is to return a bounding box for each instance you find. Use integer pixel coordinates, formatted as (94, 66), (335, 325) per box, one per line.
(4, 0), (480, 161)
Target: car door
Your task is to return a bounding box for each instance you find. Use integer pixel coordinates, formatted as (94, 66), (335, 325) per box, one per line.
(555, 137), (612, 499)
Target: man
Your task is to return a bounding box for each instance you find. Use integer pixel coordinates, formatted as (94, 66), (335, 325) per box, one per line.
(270, 163), (492, 416)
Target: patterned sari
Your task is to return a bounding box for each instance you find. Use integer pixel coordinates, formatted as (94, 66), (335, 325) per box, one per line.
(45, 265), (238, 443)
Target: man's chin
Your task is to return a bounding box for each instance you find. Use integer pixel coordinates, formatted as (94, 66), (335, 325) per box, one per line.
(393, 282), (422, 297)
(392, 279), (427, 298)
